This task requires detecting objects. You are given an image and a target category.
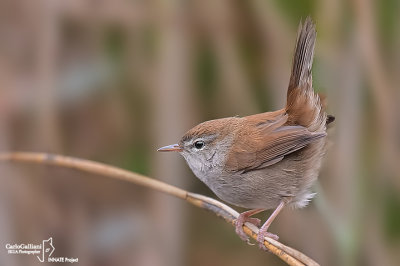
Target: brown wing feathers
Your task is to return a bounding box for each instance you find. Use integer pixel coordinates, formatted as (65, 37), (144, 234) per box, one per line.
(225, 113), (326, 172)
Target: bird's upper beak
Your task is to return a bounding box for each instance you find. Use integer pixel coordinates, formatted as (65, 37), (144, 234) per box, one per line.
(157, 143), (183, 152)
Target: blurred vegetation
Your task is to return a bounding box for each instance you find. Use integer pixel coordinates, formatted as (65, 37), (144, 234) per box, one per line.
(0, 0), (399, 266)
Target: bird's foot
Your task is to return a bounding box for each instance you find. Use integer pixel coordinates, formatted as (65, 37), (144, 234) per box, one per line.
(235, 213), (261, 243)
(257, 228), (279, 250)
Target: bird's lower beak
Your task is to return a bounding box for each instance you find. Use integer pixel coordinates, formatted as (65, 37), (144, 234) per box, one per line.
(157, 143), (183, 152)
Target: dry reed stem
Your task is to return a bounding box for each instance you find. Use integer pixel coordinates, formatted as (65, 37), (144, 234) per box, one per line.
(0, 152), (319, 266)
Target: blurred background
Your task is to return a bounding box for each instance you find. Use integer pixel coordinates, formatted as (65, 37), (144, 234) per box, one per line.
(0, 0), (399, 265)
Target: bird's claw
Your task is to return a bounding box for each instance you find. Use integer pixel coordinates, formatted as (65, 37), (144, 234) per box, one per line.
(235, 216), (261, 242)
(257, 231), (279, 251)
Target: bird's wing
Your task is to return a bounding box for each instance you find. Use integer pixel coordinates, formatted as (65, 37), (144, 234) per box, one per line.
(225, 113), (326, 173)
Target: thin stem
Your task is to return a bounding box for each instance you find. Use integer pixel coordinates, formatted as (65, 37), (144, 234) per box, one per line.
(0, 152), (319, 266)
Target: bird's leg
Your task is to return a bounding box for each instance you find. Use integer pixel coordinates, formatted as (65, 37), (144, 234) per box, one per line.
(235, 209), (265, 243)
(257, 201), (285, 250)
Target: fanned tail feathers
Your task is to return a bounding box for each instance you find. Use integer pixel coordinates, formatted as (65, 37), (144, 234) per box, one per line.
(285, 17), (327, 131)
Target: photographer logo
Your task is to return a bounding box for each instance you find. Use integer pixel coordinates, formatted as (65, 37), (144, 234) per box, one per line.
(5, 237), (78, 263)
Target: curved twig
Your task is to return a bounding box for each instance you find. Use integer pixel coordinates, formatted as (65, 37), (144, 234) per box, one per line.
(0, 152), (319, 266)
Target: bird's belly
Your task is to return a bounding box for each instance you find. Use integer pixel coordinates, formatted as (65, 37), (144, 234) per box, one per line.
(201, 153), (322, 210)
(203, 170), (290, 210)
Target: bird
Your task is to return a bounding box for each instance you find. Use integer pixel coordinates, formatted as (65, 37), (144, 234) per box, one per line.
(158, 17), (334, 249)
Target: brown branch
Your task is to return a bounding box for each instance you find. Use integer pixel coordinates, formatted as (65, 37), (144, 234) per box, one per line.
(0, 152), (319, 266)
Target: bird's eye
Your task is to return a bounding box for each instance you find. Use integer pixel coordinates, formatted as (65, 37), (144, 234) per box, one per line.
(194, 140), (205, 150)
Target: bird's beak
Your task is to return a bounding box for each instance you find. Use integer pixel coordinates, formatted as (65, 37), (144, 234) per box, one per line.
(157, 143), (183, 152)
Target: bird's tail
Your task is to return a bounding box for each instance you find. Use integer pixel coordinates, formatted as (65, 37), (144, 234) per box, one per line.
(285, 17), (327, 131)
